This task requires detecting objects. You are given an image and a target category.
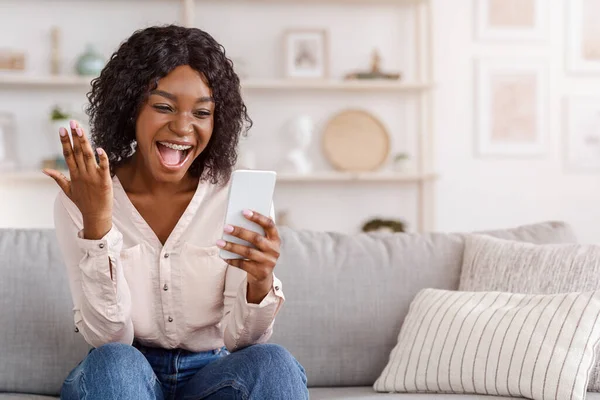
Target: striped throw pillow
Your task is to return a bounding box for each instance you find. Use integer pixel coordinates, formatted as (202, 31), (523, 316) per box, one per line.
(374, 289), (600, 400)
(459, 234), (600, 392)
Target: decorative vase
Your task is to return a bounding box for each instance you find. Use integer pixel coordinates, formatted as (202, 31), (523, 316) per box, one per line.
(277, 115), (314, 174)
(75, 44), (104, 76)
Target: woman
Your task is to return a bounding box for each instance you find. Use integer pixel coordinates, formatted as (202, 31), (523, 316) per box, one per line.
(44, 25), (308, 400)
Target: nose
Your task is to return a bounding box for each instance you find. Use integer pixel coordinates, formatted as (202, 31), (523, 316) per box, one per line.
(168, 112), (194, 136)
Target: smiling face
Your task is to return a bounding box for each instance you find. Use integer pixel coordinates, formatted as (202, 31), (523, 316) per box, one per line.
(134, 65), (215, 183)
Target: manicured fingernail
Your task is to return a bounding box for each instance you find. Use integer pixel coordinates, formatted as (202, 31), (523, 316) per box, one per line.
(59, 127), (67, 137)
(69, 120), (77, 130)
(42, 170), (49, 176)
(216, 239), (226, 248)
(243, 209), (253, 217)
(96, 148), (104, 156)
(76, 128), (83, 137)
(223, 225), (234, 233)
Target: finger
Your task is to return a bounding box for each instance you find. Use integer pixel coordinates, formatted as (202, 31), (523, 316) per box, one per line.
(217, 239), (270, 263)
(243, 209), (280, 242)
(225, 259), (274, 283)
(43, 169), (71, 196)
(69, 120), (87, 171)
(59, 127), (78, 175)
(224, 258), (260, 277)
(74, 123), (98, 171)
(96, 147), (110, 175)
(223, 224), (271, 252)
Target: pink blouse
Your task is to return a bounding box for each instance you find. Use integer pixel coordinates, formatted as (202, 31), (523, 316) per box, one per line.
(53, 175), (285, 352)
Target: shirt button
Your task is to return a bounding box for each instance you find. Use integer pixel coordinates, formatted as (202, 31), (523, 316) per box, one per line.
(99, 243), (105, 249)
(168, 316), (173, 322)
(163, 284), (168, 291)
(274, 286), (280, 291)
(164, 253), (169, 258)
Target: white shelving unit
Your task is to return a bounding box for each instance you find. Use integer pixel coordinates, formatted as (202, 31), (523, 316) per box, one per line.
(1, 0), (436, 232)
(180, 0), (436, 231)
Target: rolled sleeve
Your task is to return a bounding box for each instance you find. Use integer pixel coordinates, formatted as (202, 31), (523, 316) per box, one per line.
(225, 274), (285, 351)
(76, 227), (124, 305)
(76, 226), (123, 258)
(54, 193), (133, 347)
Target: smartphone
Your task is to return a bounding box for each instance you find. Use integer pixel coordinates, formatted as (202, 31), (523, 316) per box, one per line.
(219, 169), (277, 260)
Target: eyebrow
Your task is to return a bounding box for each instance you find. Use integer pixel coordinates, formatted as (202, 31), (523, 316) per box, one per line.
(150, 89), (214, 103)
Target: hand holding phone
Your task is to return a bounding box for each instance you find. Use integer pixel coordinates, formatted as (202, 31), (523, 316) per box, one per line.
(218, 169), (277, 260)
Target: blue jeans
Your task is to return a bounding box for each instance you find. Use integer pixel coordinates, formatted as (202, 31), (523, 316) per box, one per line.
(60, 342), (308, 400)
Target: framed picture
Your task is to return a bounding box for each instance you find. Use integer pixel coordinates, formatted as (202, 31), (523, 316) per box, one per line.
(475, 59), (548, 156)
(475, 0), (546, 41)
(567, 0), (600, 74)
(564, 96), (600, 171)
(283, 29), (328, 79)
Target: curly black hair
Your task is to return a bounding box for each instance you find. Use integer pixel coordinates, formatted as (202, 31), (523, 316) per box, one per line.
(86, 25), (252, 184)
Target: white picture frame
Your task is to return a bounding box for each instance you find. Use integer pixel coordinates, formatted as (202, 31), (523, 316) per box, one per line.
(564, 96), (600, 172)
(475, 0), (546, 41)
(475, 59), (548, 157)
(567, 0), (600, 74)
(283, 29), (328, 79)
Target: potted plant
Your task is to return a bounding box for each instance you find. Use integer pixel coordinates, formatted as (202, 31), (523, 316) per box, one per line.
(49, 105), (72, 157)
(391, 152), (410, 172)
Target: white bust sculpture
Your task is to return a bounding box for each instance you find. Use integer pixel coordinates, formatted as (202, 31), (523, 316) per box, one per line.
(277, 115), (314, 174)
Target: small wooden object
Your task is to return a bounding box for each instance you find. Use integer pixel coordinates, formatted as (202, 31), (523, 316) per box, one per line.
(50, 26), (61, 75)
(0, 50), (25, 71)
(322, 109), (391, 172)
(344, 49), (401, 80)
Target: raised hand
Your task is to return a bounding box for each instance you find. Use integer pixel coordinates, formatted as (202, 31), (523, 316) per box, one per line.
(217, 209), (281, 303)
(43, 120), (113, 240)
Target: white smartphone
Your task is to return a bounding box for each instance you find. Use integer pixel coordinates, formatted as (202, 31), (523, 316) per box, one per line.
(219, 169), (277, 260)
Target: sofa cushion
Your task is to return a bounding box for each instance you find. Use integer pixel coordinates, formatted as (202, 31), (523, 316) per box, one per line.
(270, 222), (577, 387)
(460, 234), (600, 392)
(374, 288), (600, 400)
(0, 229), (91, 396)
(309, 386), (525, 399)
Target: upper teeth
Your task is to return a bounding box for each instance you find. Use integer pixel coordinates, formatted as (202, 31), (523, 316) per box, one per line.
(159, 142), (192, 151)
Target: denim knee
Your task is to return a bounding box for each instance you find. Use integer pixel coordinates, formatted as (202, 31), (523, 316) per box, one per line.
(88, 343), (151, 373)
(78, 343), (159, 398)
(245, 344), (308, 390)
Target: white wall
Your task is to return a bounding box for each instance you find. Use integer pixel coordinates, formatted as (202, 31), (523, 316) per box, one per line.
(433, 0), (600, 243)
(1, 0), (599, 243)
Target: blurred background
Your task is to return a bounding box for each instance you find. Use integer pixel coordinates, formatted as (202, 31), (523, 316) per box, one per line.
(0, 0), (599, 243)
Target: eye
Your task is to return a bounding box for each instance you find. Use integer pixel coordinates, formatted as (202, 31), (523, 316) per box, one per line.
(194, 110), (212, 119)
(153, 104), (173, 113)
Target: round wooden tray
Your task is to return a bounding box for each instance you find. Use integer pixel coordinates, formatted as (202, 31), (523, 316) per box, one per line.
(321, 109), (390, 172)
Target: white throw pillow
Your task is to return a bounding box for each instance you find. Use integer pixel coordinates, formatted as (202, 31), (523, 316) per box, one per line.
(374, 288), (600, 400)
(460, 234), (600, 391)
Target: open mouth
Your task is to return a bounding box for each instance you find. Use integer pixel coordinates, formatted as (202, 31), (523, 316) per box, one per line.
(156, 141), (193, 169)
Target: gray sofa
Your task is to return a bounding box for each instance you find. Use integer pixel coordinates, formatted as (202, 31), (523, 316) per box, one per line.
(1, 221), (598, 399)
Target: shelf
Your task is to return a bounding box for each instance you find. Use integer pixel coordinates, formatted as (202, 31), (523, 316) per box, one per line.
(276, 171), (437, 183)
(0, 170), (437, 183)
(0, 74), (432, 92)
(0, 170), (63, 182)
(194, 0), (422, 4)
(242, 79), (431, 92)
(0, 74), (93, 87)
